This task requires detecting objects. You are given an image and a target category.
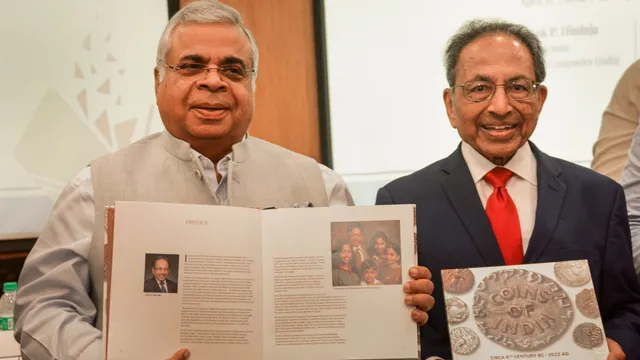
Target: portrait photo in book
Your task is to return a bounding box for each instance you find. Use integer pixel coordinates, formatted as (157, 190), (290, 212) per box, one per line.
(330, 220), (402, 287)
(143, 253), (180, 294)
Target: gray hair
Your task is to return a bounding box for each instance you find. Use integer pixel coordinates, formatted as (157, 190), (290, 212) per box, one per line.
(156, 0), (259, 88)
(153, 256), (170, 268)
(443, 19), (546, 86)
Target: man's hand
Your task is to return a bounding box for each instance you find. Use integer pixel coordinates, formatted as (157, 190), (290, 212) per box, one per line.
(168, 348), (190, 360)
(607, 338), (625, 360)
(403, 266), (435, 325)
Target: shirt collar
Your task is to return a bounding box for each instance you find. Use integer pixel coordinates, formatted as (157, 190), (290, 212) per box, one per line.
(190, 133), (249, 165)
(460, 141), (537, 186)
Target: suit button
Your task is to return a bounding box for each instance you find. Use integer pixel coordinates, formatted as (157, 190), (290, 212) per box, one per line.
(195, 170), (202, 180)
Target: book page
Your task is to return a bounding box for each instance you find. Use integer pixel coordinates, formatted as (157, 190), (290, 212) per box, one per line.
(106, 201), (263, 360)
(261, 204), (419, 360)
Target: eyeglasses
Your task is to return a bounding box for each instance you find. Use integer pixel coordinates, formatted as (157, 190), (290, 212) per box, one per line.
(160, 61), (255, 82)
(452, 79), (541, 102)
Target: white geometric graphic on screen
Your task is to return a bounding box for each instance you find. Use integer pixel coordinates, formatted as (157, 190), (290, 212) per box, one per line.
(14, 12), (158, 199)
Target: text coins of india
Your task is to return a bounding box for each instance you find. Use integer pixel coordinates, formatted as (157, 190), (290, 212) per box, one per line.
(473, 269), (574, 351)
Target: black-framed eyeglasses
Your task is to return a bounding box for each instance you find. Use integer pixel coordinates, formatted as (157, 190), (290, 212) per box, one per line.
(452, 78), (541, 102)
(159, 60), (255, 82)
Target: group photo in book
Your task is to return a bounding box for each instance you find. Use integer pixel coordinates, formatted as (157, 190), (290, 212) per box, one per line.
(330, 220), (403, 287)
(143, 253), (180, 294)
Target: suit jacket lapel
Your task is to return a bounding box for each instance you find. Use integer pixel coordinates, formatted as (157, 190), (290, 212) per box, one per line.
(441, 146), (506, 266)
(523, 143), (567, 262)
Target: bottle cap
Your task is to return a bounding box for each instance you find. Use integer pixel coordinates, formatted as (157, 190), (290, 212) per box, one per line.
(3, 282), (17, 292)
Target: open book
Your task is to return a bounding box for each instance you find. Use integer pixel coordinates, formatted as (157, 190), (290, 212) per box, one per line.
(103, 201), (419, 360)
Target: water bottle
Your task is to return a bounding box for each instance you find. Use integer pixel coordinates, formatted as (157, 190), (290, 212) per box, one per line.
(0, 282), (17, 331)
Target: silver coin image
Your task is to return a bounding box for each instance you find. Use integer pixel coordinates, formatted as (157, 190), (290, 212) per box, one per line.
(450, 327), (480, 355)
(573, 322), (604, 349)
(473, 268), (574, 351)
(442, 268), (475, 294)
(554, 260), (591, 287)
(575, 288), (600, 318)
(446, 297), (469, 325)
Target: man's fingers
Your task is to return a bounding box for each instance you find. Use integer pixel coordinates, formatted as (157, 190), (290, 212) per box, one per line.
(405, 267), (434, 326)
(405, 293), (435, 312)
(411, 309), (429, 325)
(168, 349), (190, 360)
(409, 266), (432, 280)
(404, 279), (434, 295)
(606, 338), (625, 360)
(607, 353), (625, 360)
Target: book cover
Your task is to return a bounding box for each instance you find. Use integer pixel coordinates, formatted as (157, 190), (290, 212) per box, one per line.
(442, 261), (607, 359)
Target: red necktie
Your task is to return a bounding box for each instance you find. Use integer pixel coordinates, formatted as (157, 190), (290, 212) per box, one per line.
(484, 167), (523, 265)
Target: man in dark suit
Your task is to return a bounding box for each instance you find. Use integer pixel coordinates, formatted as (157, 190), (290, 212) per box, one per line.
(347, 222), (368, 274)
(377, 19), (640, 360)
(143, 256), (178, 293)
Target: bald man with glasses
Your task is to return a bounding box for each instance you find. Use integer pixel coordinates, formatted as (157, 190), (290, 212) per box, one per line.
(12, 2), (435, 360)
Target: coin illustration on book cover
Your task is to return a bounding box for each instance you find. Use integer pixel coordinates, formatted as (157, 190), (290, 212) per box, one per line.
(442, 269), (475, 294)
(573, 322), (604, 349)
(450, 327), (480, 355)
(554, 260), (591, 287)
(473, 269), (574, 351)
(575, 288), (600, 318)
(446, 297), (469, 324)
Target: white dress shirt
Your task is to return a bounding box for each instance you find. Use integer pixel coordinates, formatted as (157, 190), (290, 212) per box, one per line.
(352, 244), (366, 262)
(621, 122), (640, 276)
(15, 147), (353, 360)
(460, 141), (538, 253)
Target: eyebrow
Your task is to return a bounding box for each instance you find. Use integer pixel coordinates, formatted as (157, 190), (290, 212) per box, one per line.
(505, 75), (530, 82)
(470, 75), (493, 82)
(219, 56), (249, 69)
(176, 54), (250, 69)
(469, 74), (531, 83)
(178, 54), (207, 63)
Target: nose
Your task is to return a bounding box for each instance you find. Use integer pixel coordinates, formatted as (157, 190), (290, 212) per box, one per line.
(196, 68), (228, 93)
(486, 85), (512, 117)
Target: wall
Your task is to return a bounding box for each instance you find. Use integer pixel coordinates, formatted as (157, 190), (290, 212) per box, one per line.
(0, 0), (169, 292)
(0, 0), (169, 239)
(180, 0), (322, 162)
(323, 0), (640, 205)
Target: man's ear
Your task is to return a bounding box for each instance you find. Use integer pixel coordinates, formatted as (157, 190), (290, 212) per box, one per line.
(536, 84), (548, 115)
(443, 87), (458, 129)
(154, 67), (161, 95)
